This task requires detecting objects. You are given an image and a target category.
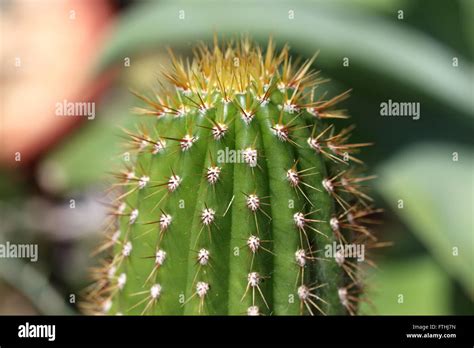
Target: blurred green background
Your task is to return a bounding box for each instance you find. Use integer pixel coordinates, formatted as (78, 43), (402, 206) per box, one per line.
(0, 0), (472, 315)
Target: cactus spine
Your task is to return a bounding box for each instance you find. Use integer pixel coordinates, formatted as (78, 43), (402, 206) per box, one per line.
(85, 37), (378, 316)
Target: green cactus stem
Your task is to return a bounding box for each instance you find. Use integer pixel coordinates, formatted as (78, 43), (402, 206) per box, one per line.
(84, 37), (379, 316)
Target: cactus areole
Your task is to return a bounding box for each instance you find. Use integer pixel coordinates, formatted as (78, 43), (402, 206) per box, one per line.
(86, 37), (379, 316)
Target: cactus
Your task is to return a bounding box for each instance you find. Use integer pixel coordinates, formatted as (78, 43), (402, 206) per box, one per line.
(85, 37), (380, 316)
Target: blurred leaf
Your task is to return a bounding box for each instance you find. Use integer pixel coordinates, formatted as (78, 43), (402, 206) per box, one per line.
(377, 143), (474, 298)
(96, 0), (473, 118)
(0, 259), (75, 315)
(361, 256), (450, 314)
(460, 0), (474, 57)
(406, 0), (473, 60)
(43, 92), (135, 191)
(321, 0), (408, 12)
(43, 54), (172, 192)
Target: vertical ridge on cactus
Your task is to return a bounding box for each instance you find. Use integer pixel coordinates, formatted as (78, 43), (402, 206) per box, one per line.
(84, 36), (381, 316)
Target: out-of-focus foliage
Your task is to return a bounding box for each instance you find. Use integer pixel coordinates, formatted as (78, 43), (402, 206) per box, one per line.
(1, 0), (472, 314)
(361, 256), (451, 315)
(378, 143), (474, 297)
(97, 0), (473, 117)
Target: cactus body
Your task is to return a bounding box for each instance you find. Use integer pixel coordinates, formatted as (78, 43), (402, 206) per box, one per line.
(87, 38), (378, 316)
